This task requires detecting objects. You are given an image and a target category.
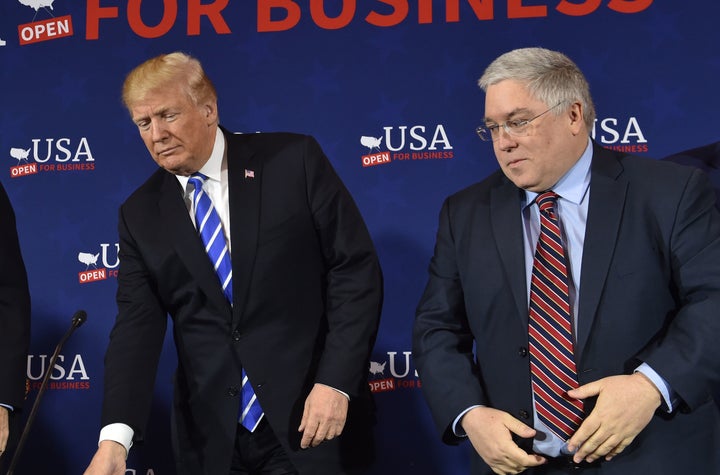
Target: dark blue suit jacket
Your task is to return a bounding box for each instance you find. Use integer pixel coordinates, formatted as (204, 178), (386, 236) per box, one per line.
(0, 181), (31, 473)
(414, 142), (720, 474)
(102, 130), (382, 474)
(0, 182), (30, 410)
(664, 141), (720, 205)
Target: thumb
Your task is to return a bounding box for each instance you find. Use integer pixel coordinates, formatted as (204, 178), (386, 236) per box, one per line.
(298, 402), (309, 432)
(506, 417), (536, 438)
(567, 380), (600, 399)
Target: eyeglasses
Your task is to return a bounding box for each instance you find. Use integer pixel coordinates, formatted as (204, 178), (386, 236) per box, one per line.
(476, 102), (564, 142)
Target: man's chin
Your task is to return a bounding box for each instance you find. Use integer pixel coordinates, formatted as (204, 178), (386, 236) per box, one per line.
(155, 157), (190, 176)
(504, 173), (530, 190)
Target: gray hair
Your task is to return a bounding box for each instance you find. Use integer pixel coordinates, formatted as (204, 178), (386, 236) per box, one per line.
(478, 47), (595, 130)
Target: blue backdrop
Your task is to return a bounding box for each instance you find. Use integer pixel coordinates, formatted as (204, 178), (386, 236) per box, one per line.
(1, 1), (719, 473)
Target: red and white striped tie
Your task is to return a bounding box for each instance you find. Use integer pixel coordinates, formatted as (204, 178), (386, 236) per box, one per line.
(528, 191), (584, 441)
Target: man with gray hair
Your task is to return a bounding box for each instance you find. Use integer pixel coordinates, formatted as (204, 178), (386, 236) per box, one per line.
(413, 47), (720, 474)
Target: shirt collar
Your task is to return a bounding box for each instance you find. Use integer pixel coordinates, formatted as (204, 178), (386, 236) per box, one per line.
(523, 137), (592, 209)
(176, 127), (226, 191)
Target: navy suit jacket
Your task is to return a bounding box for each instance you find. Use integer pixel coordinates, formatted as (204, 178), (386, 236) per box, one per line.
(0, 181), (30, 472)
(0, 182), (30, 410)
(101, 130), (383, 474)
(413, 142), (720, 474)
(663, 141), (720, 205)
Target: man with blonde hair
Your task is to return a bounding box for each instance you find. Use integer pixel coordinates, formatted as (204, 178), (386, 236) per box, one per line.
(85, 52), (382, 475)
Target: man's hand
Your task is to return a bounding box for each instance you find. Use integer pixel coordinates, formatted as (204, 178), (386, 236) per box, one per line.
(0, 406), (8, 456)
(567, 373), (662, 463)
(83, 440), (127, 475)
(461, 406), (546, 475)
(298, 383), (349, 449)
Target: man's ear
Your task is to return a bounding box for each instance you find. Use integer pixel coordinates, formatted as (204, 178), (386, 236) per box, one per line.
(568, 101), (585, 135)
(204, 101), (218, 125)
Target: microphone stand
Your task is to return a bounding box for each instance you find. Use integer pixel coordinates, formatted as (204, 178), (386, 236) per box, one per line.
(5, 310), (87, 475)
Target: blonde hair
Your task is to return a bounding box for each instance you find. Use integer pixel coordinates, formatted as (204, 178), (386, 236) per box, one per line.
(122, 52), (217, 112)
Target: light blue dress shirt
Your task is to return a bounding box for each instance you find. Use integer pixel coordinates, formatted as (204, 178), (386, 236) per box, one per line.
(454, 138), (674, 457)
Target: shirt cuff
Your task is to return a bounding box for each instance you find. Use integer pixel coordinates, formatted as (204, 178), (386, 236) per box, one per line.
(635, 362), (676, 412)
(99, 423), (134, 458)
(0, 404), (14, 412)
(317, 383), (350, 400)
(452, 405), (482, 437)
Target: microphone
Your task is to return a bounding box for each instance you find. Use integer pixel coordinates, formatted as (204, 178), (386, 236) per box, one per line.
(5, 310), (87, 475)
(71, 309), (87, 329)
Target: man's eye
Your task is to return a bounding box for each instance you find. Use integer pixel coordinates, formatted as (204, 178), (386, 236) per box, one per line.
(487, 124), (500, 133)
(507, 120), (527, 129)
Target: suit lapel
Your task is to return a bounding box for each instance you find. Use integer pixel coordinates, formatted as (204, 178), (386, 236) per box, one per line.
(576, 143), (627, 360)
(225, 130), (261, 326)
(158, 172), (231, 314)
(491, 180), (528, 328)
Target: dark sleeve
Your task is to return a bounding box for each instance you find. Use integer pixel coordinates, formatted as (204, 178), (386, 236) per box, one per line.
(100, 205), (167, 441)
(638, 168), (720, 409)
(303, 136), (383, 397)
(0, 181), (31, 409)
(412, 198), (485, 443)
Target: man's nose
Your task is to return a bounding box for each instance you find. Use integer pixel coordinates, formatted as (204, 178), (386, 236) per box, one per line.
(150, 121), (168, 142)
(496, 126), (517, 150)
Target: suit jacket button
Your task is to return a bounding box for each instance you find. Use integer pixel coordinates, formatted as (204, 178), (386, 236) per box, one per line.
(518, 346), (528, 357)
(519, 410), (530, 420)
(227, 386), (238, 397)
(232, 330), (241, 341)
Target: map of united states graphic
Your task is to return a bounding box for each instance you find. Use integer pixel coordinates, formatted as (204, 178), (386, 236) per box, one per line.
(19, 0), (54, 11)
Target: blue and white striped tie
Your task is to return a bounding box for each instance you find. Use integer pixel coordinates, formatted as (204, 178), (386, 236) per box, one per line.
(189, 173), (264, 432)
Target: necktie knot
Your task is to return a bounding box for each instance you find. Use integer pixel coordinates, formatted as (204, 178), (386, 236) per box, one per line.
(536, 191), (558, 218)
(189, 173), (208, 192)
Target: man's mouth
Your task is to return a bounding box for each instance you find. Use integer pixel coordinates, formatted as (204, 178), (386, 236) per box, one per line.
(157, 146), (179, 157)
(506, 158), (526, 167)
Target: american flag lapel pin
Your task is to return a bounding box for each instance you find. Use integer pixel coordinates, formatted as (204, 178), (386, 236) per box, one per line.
(244, 169), (255, 179)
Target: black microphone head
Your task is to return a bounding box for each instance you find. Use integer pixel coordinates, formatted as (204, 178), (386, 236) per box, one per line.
(71, 310), (87, 328)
